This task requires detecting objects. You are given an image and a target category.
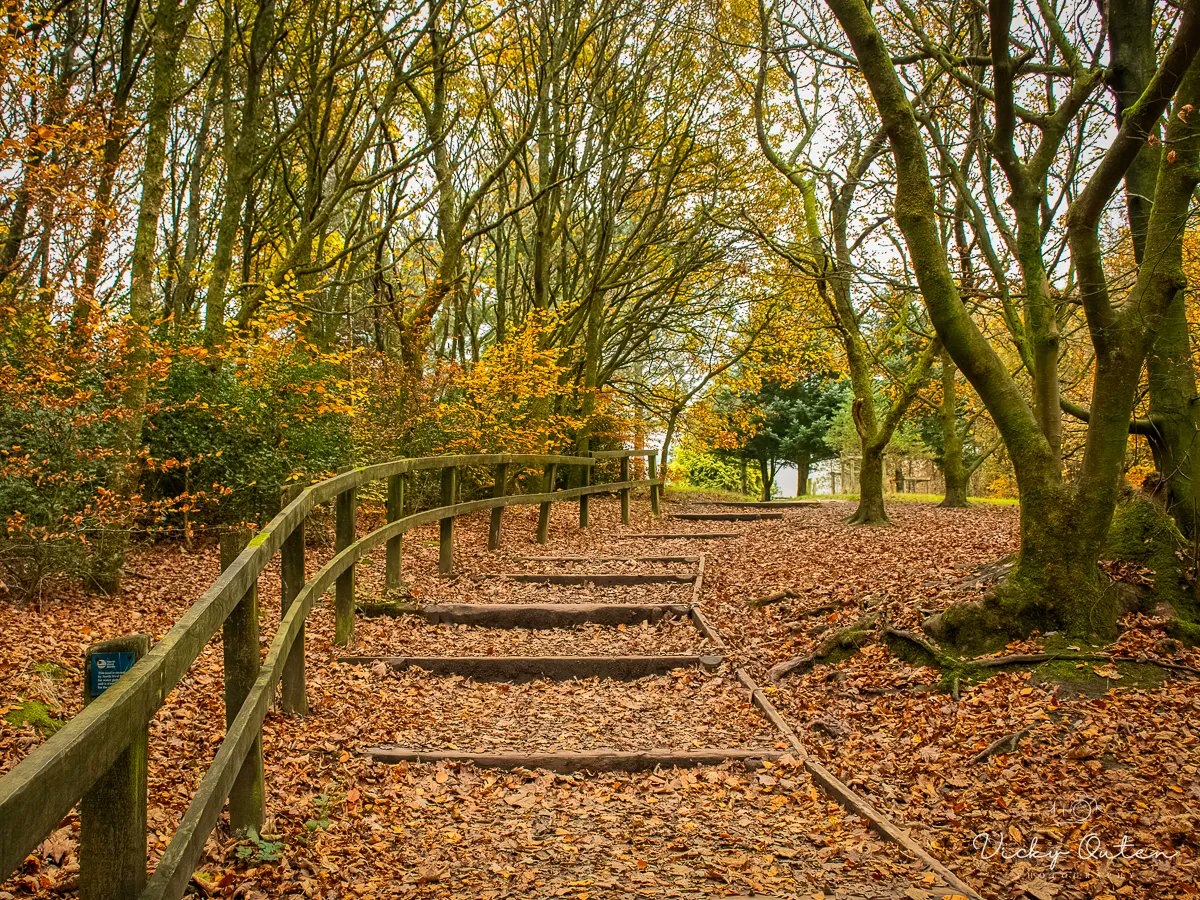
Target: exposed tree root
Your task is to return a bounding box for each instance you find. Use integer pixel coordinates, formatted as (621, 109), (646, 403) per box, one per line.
(749, 588), (799, 608)
(767, 614), (876, 681)
(971, 651), (1200, 678)
(769, 617), (1200, 685)
(972, 725), (1034, 764)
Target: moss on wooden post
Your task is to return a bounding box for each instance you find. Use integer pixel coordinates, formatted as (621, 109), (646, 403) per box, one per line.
(488, 462), (509, 551)
(385, 473), (405, 589)
(220, 530), (265, 834)
(279, 485), (308, 716)
(648, 452), (661, 515)
(334, 475), (356, 646)
(537, 462), (558, 544)
(80, 633), (150, 900)
(620, 456), (630, 524)
(439, 466), (457, 575)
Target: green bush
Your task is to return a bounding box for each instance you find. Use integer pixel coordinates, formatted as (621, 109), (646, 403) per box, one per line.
(671, 447), (760, 494)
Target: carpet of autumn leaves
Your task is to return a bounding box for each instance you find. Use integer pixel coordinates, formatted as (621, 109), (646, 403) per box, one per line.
(1, 492), (1197, 899)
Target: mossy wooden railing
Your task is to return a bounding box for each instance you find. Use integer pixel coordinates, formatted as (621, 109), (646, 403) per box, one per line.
(0, 449), (661, 899)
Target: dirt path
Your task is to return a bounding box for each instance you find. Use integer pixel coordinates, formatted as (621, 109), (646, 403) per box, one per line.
(247, 505), (977, 900)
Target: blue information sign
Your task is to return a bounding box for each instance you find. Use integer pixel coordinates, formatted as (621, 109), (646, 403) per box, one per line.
(88, 650), (136, 699)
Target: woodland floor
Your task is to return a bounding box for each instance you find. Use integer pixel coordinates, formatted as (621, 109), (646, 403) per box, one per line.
(1, 493), (1197, 899)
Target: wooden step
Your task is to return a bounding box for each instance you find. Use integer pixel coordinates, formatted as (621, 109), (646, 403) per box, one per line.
(358, 601), (693, 627)
(614, 533), (738, 540)
(699, 500), (821, 508)
(359, 747), (784, 772)
(672, 512), (784, 521)
(339, 654), (722, 680)
(491, 572), (694, 585)
(514, 555), (699, 563)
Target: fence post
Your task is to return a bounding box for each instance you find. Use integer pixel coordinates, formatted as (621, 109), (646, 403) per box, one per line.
(579, 456), (591, 528)
(439, 465), (457, 575)
(79, 634), (150, 900)
(220, 529), (265, 834)
(279, 485), (308, 716)
(386, 472), (405, 590)
(537, 462), (558, 544)
(620, 456), (631, 525)
(648, 451), (661, 515)
(334, 470), (356, 646)
(489, 461), (509, 551)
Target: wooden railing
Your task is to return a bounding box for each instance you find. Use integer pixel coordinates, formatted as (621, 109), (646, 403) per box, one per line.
(0, 449), (661, 899)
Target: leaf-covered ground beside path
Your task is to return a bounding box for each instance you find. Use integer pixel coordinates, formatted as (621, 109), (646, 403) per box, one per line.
(2, 493), (1197, 898)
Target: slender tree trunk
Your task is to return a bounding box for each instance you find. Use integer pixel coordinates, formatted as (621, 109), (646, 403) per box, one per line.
(940, 350), (969, 507)
(758, 458), (772, 501)
(203, 0), (275, 346)
(91, 0), (194, 592)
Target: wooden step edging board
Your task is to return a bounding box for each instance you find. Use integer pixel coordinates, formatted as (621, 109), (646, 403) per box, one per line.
(672, 512), (784, 521)
(338, 654), (722, 680)
(357, 602), (694, 628)
(699, 501), (822, 508)
(731, 666), (984, 900)
(514, 555), (701, 564)
(614, 533), (738, 540)
(359, 748), (784, 773)
(492, 572), (695, 585)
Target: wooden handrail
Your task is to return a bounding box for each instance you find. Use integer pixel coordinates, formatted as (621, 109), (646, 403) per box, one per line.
(0, 449), (658, 896)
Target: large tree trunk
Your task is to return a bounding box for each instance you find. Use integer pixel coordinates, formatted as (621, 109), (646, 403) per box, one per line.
(1147, 295), (1200, 537)
(759, 458), (772, 502)
(848, 443), (888, 525)
(939, 350), (969, 507)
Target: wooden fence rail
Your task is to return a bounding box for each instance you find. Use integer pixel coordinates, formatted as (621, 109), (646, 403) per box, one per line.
(0, 450), (661, 899)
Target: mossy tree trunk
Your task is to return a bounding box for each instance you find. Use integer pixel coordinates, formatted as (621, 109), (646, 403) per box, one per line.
(848, 442), (888, 525)
(939, 350), (969, 508)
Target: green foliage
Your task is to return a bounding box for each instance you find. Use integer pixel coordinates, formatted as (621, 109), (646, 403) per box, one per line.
(672, 447), (760, 494)
(236, 828), (285, 863)
(145, 352), (354, 525)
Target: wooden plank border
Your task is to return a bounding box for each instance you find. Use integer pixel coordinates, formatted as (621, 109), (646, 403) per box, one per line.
(337, 655), (723, 680)
(359, 748), (784, 772)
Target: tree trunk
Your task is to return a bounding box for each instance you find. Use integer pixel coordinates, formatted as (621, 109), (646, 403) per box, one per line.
(203, 0), (275, 347)
(1145, 293), (1200, 536)
(848, 443), (888, 524)
(90, 0), (194, 592)
(939, 349), (969, 507)
(739, 458), (749, 496)
(930, 478), (1115, 649)
(758, 458), (772, 501)
(796, 451), (810, 497)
